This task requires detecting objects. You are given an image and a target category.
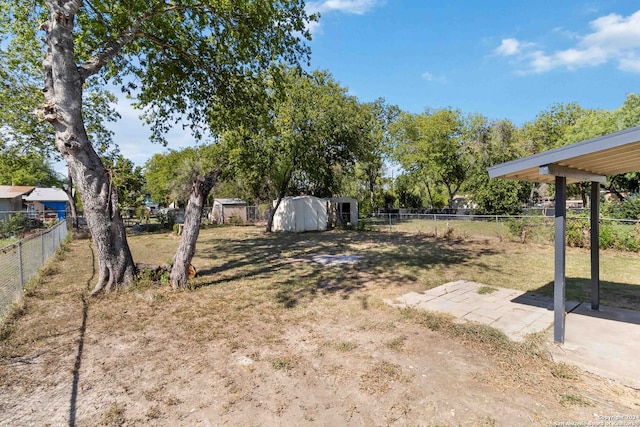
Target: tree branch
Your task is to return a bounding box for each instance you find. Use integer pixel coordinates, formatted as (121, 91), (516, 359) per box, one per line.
(137, 31), (206, 67)
(78, 3), (207, 80)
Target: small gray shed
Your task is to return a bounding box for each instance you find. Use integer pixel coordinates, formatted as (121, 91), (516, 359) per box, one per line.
(210, 198), (247, 224)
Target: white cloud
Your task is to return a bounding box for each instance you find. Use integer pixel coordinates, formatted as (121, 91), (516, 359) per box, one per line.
(496, 9), (640, 73)
(420, 71), (447, 84)
(305, 0), (382, 33)
(307, 0), (380, 15)
(619, 54), (640, 72)
(495, 38), (521, 56)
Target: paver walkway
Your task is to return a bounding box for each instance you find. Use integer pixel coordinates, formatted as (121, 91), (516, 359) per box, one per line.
(387, 280), (579, 342)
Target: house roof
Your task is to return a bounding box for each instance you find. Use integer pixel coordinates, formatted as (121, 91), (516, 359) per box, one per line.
(214, 198), (246, 205)
(488, 125), (640, 184)
(0, 185), (35, 199)
(24, 187), (70, 202)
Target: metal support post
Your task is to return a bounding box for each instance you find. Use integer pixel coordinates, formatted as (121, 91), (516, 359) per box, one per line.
(554, 176), (567, 344)
(591, 182), (600, 310)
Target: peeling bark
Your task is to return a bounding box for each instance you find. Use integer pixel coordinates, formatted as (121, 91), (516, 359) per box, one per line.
(42, 1), (136, 294)
(170, 169), (220, 289)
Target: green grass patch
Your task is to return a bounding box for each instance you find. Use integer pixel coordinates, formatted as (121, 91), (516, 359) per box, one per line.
(384, 335), (407, 351)
(334, 341), (358, 352)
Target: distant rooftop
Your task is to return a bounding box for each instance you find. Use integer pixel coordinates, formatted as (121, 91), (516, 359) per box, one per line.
(24, 187), (70, 202)
(0, 185), (35, 199)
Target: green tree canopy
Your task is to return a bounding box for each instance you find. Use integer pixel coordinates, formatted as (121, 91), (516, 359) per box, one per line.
(391, 108), (473, 209)
(220, 69), (370, 230)
(1, 0), (316, 292)
(0, 143), (61, 187)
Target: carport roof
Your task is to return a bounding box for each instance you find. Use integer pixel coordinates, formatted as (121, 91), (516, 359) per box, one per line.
(488, 125), (640, 183)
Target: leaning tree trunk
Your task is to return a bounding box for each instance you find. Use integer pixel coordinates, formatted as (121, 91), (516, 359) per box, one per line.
(41, 2), (136, 294)
(368, 171), (376, 216)
(65, 169), (79, 229)
(170, 170), (220, 289)
(266, 170), (292, 233)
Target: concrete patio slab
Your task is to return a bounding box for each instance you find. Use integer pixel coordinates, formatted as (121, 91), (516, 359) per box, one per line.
(387, 280), (640, 389)
(387, 280), (578, 342)
(547, 304), (640, 390)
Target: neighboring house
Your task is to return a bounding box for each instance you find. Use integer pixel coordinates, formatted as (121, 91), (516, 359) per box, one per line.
(272, 196), (328, 232)
(451, 194), (478, 211)
(210, 198), (247, 224)
(0, 185), (35, 220)
(24, 187), (70, 220)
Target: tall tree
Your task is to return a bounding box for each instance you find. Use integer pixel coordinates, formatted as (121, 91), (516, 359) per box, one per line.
(391, 108), (471, 209)
(466, 119), (531, 214)
(0, 143), (62, 187)
(520, 102), (588, 152)
(2, 1), (315, 293)
(144, 148), (201, 206)
(356, 99), (400, 214)
(169, 159), (221, 288)
(102, 152), (145, 209)
(222, 69), (369, 232)
(562, 93), (640, 201)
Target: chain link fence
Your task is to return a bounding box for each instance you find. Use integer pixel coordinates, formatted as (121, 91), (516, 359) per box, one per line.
(367, 212), (640, 248)
(0, 220), (68, 319)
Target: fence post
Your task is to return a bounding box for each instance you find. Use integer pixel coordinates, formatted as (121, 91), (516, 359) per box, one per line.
(41, 229), (44, 266)
(495, 215), (499, 237)
(433, 213), (437, 237)
(18, 241), (24, 289)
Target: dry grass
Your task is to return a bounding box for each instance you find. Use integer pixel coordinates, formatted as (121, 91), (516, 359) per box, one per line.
(1, 225), (639, 425)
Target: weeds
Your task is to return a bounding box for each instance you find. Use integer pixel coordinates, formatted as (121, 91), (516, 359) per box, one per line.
(551, 363), (578, 380)
(477, 286), (498, 295)
(272, 357), (295, 372)
(102, 403), (126, 426)
(334, 341), (358, 352)
(384, 335), (407, 351)
(560, 393), (592, 407)
(360, 361), (404, 394)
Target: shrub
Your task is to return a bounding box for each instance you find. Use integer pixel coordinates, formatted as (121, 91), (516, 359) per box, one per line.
(601, 197), (640, 220)
(227, 214), (243, 226)
(506, 217), (539, 243)
(566, 215), (590, 248)
(598, 223), (616, 249)
(156, 210), (176, 230)
(0, 214), (27, 238)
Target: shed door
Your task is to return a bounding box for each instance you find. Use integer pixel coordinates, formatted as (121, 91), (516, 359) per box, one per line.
(340, 202), (351, 224)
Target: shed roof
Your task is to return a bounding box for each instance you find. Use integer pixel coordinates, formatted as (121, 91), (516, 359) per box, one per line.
(0, 185), (35, 199)
(488, 125), (640, 183)
(213, 198), (246, 205)
(24, 187), (70, 202)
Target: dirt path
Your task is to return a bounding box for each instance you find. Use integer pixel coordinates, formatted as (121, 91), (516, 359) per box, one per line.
(1, 233), (639, 426)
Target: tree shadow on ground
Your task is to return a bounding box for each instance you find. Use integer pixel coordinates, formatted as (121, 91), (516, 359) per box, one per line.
(532, 278), (640, 312)
(191, 230), (502, 307)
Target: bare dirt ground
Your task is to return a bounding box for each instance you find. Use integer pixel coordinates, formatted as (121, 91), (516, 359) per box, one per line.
(1, 227), (639, 426)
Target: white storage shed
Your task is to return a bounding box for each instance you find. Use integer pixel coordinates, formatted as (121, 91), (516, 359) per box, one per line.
(272, 196), (328, 232)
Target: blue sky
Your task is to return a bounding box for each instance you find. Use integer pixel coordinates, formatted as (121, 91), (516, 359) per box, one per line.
(109, 0), (640, 167)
